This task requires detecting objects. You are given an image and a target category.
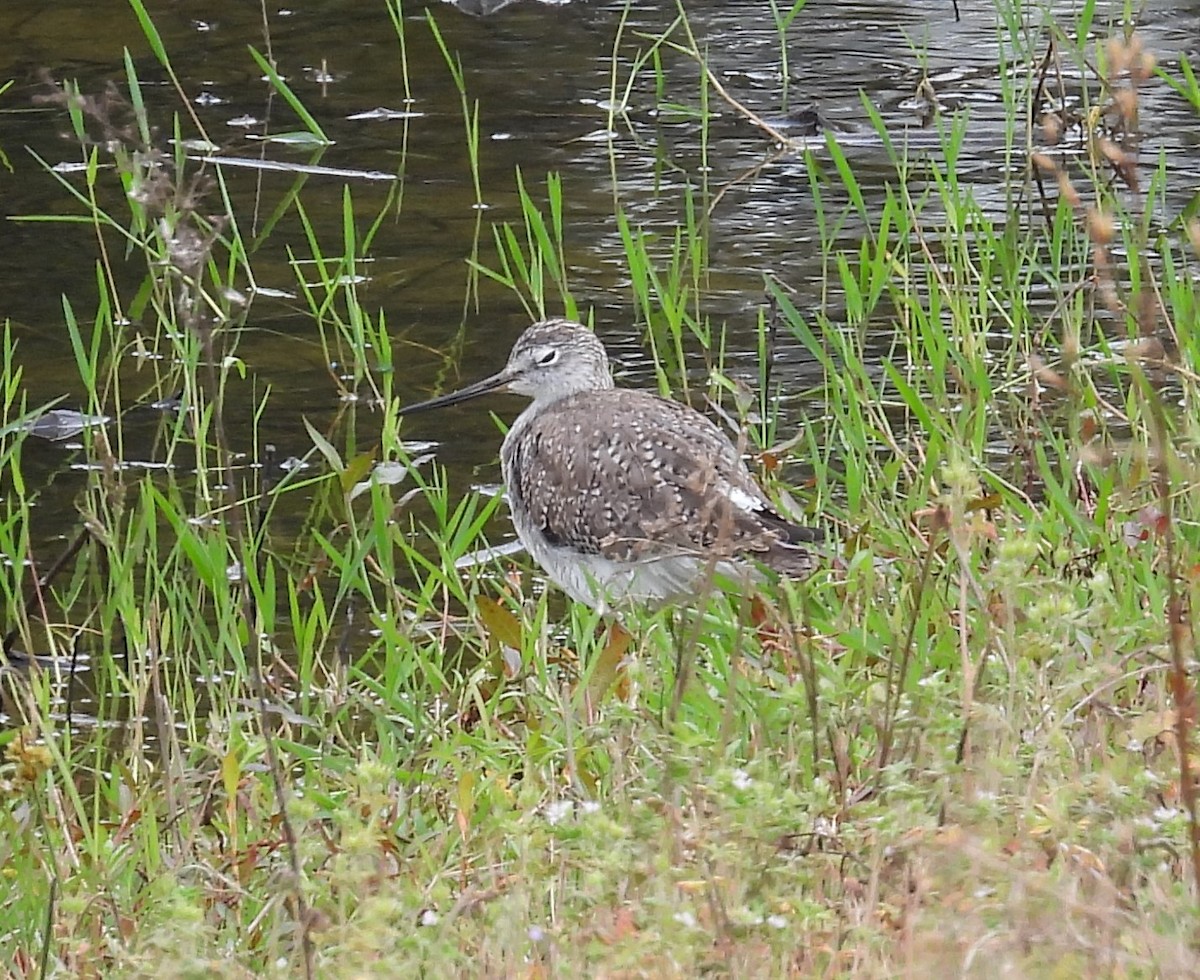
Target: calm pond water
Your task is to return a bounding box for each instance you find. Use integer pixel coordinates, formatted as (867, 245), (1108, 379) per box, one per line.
(1, 0), (1199, 651)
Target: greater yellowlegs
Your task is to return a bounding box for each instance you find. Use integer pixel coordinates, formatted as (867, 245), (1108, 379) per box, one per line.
(401, 319), (821, 610)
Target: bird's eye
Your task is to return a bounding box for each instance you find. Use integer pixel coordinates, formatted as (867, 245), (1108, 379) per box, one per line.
(535, 349), (559, 366)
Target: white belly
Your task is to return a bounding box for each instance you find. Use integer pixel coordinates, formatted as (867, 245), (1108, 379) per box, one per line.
(529, 537), (745, 612)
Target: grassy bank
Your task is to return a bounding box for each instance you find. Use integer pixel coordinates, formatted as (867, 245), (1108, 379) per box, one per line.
(2, 1), (1199, 975)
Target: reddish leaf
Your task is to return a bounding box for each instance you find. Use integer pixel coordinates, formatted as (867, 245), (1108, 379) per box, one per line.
(585, 623), (632, 705)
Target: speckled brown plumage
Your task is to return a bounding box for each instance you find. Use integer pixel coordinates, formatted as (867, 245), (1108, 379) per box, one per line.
(504, 389), (816, 565)
(403, 318), (821, 610)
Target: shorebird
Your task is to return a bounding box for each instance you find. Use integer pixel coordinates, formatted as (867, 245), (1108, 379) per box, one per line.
(401, 319), (821, 610)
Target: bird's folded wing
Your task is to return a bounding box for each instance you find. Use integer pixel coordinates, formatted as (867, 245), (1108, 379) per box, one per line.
(508, 389), (803, 563)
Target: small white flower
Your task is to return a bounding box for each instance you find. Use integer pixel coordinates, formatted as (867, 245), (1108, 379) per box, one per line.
(528, 925), (545, 942)
(767, 914), (787, 930)
(673, 911), (697, 929)
(580, 800), (601, 815)
(420, 909), (439, 926)
(730, 769), (752, 791)
(545, 800), (574, 826)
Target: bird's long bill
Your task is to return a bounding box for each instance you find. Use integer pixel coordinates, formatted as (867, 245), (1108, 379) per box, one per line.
(400, 370), (512, 415)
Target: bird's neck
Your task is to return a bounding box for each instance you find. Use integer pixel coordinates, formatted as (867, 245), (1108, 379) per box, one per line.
(527, 376), (614, 411)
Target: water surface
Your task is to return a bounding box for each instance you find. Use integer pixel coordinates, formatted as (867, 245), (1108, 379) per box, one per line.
(1, 0), (1197, 625)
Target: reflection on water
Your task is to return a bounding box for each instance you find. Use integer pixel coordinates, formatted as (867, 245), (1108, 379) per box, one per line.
(3, 2), (1198, 397)
(0, 1), (1197, 685)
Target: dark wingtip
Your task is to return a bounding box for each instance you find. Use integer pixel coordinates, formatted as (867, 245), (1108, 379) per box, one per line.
(763, 540), (821, 577)
(782, 523), (825, 545)
(757, 510), (825, 576)
(757, 508), (824, 546)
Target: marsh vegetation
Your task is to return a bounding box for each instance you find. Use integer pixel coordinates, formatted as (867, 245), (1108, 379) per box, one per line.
(2, 0), (1200, 975)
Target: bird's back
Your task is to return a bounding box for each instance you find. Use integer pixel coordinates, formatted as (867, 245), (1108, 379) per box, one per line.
(501, 387), (818, 576)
